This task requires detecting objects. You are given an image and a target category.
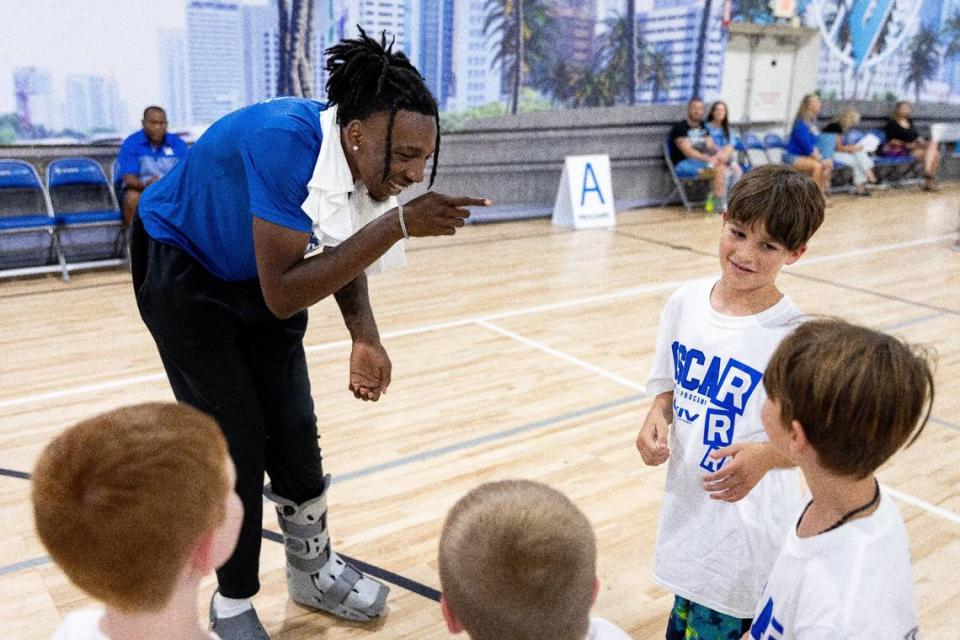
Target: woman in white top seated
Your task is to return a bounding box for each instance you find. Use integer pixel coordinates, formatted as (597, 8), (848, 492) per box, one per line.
(823, 107), (877, 197)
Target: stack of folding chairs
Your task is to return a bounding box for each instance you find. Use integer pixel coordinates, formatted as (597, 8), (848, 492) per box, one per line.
(0, 157), (126, 281)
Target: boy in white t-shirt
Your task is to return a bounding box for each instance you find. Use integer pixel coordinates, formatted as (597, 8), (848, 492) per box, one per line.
(747, 319), (932, 639)
(438, 480), (632, 640)
(32, 403), (244, 640)
(636, 165), (825, 639)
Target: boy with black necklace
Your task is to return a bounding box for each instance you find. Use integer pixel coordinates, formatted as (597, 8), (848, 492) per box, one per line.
(748, 319), (933, 639)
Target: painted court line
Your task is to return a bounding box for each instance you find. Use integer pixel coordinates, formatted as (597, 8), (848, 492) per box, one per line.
(476, 317), (960, 532)
(621, 229), (960, 320)
(475, 319), (646, 392)
(881, 312), (949, 333)
(6, 399), (950, 492)
(883, 485), (960, 527)
(312, 280), (690, 354)
(1, 232), (951, 412)
(260, 529), (441, 602)
(784, 271), (960, 317)
(0, 282), (681, 411)
(930, 417), (960, 432)
(338, 552), (440, 602)
(0, 555), (50, 577)
(0, 373), (168, 411)
(476, 279), (685, 323)
(3, 391), (958, 580)
(333, 394), (645, 484)
(797, 233), (958, 266)
(0, 394), (645, 578)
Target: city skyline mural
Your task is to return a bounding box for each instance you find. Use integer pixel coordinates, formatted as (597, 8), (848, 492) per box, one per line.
(1, 0), (958, 144)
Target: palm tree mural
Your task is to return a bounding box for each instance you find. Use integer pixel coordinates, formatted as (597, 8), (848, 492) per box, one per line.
(591, 9), (651, 106)
(904, 26), (940, 103)
(944, 11), (960, 58)
(535, 59), (578, 107)
(732, 0), (772, 23)
(278, 0), (315, 98)
(572, 54), (617, 108)
(483, 0), (555, 114)
(645, 47), (674, 104)
(595, 13), (632, 105)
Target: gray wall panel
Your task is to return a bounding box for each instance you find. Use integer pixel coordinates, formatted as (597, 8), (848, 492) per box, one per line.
(3, 101), (957, 222)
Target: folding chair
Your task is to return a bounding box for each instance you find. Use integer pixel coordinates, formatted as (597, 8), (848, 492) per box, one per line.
(46, 157), (126, 268)
(741, 133), (770, 167)
(733, 137), (752, 173)
(663, 140), (710, 213)
(763, 133), (787, 164)
(0, 159), (68, 280)
(869, 130), (923, 187)
(826, 129), (870, 192)
(111, 158), (124, 204)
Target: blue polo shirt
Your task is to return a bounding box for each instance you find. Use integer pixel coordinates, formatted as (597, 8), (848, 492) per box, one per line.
(118, 130), (188, 182)
(138, 98), (325, 282)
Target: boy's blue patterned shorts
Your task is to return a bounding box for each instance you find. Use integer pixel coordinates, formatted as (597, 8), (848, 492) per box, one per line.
(666, 596), (752, 640)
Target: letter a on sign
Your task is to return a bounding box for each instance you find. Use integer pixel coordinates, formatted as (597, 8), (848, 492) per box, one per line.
(552, 154), (616, 229)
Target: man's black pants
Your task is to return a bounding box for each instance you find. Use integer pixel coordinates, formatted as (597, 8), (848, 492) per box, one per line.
(130, 216), (325, 599)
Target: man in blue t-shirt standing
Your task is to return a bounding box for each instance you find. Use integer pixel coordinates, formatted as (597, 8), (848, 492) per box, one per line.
(117, 106), (187, 226)
(131, 31), (489, 640)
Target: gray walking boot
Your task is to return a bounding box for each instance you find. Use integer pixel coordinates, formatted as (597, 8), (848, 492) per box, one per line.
(208, 590), (269, 640)
(263, 475), (389, 622)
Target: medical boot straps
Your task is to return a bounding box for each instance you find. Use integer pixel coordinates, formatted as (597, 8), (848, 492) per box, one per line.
(263, 476), (389, 622)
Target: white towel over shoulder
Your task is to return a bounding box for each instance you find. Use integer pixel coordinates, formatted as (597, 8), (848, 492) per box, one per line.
(300, 105), (405, 275)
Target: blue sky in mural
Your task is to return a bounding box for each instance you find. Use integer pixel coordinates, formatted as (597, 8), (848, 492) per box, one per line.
(0, 0), (957, 142)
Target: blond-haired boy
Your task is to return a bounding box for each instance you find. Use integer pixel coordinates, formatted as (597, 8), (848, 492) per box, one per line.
(636, 165), (825, 638)
(32, 403), (244, 640)
(438, 480), (631, 640)
(749, 319), (932, 639)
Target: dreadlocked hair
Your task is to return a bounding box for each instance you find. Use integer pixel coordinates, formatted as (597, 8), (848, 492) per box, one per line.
(325, 27), (440, 187)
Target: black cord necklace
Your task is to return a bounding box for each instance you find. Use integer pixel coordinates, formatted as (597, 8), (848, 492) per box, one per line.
(797, 479), (881, 535)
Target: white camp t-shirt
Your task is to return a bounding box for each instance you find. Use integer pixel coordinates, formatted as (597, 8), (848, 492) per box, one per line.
(52, 608), (221, 640)
(647, 278), (805, 618)
(749, 492), (918, 640)
(586, 616), (633, 639)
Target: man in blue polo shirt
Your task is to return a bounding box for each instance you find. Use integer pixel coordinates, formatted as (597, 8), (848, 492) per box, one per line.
(117, 106), (187, 226)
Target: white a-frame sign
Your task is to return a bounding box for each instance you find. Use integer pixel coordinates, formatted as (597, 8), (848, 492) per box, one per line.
(551, 154), (616, 229)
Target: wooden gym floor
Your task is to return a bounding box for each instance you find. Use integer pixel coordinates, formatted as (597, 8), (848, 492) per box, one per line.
(1, 184), (959, 639)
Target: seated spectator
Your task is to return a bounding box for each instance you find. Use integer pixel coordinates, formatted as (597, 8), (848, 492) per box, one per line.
(824, 107), (877, 196)
(32, 403), (243, 640)
(786, 94), (832, 202)
(438, 479), (631, 640)
(117, 106), (188, 226)
(883, 100), (940, 192)
(706, 99), (744, 188)
(668, 97), (731, 212)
